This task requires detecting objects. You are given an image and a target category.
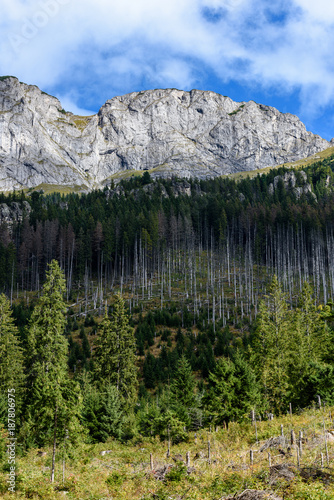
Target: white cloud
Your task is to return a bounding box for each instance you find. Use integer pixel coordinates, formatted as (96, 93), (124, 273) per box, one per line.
(294, 0), (334, 22)
(1, 0), (334, 123)
(57, 94), (95, 116)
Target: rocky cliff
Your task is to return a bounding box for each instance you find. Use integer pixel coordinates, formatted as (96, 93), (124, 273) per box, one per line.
(0, 76), (332, 191)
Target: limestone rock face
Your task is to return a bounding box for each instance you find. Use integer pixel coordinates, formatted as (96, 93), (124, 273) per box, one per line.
(269, 171), (315, 200)
(0, 200), (31, 230)
(0, 77), (331, 191)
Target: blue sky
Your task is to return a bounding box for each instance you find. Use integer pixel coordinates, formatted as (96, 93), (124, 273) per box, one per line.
(1, 0), (334, 140)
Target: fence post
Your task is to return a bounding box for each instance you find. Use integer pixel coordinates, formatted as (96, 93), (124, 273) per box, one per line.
(252, 409), (258, 443)
(299, 431), (303, 458)
(150, 453), (154, 471)
(291, 430), (295, 445)
(323, 418), (329, 466)
(250, 449), (254, 467)
(167, 426), (170, 459)
(186, 451), (190, 467)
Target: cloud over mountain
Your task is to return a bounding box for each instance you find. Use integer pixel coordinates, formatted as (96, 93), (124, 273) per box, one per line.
(1, 0), (334, 137)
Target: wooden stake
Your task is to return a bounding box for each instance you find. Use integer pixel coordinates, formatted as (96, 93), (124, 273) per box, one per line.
(299, 431), (303, 458)
(268, 452), (271, 468)
(186, 451), (190, 467)
(250, 450), (254, 466)
(297, 446), (300, 468)
(167, 426), (170, 458)
(323, 418), (329, 466)
(291, 430), (295, 445)
(150, 453), (154, 471)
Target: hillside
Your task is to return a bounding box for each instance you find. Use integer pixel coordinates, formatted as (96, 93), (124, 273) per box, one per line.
(0, 76), (332, 191)
(1, 151), (334, 499)
(1, 405), (333, 499)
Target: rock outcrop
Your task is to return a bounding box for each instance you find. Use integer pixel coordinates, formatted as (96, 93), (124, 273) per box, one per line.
(0, 77), (331, 191)
(268, 171), (315, 199)
(0, 200), (31, 229)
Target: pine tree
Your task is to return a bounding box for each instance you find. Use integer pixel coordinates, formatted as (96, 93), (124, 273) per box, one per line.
(251, 276), (290, 413)
(26, 260), (82, 482)
(81, 374), (123, 442)
(288, 282), (332, 406)
(170, 355), (197, 427)
(204, 351), (262, 427)
(298, 282), (331, 359)
(94, 293), (138, 404)
(0, 294), (25, 422)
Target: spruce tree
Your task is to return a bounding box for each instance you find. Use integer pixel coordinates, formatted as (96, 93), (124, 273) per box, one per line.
(81, 374), (123, 442)
(251, 276), (290, 413)
(26, 260), (82, 482)
(170, 355), (197, 427)
(204, 351), (261, 427)
(0, 294), (25, 422)
(288, 283), (332, 406)
(94, 293), (138, 404)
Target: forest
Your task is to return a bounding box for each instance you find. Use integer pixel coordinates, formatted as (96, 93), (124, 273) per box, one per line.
(1, 155), (334, 496)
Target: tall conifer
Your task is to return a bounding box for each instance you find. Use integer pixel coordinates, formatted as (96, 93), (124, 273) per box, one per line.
(252, 276), (290, 412)
(94, 293), (138, 404)
(0, 294), (25, 421)
(26, 260), (81, 482)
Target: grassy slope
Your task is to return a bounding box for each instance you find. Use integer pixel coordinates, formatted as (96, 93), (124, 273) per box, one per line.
(227, 146), (334, 181)
(1, 406), (333, 499)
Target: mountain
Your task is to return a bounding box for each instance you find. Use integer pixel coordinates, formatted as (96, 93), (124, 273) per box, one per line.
(0, 76), (332, 191)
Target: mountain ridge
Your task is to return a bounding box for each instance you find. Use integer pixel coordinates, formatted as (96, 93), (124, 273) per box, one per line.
(0, 76), (332, 191)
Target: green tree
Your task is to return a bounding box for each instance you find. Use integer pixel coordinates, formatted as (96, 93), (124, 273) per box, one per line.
(204, 351), (262, 427)
(142, 171), (152, 185)
(288, 283), (333, 406)
(0, 294), (25, 423)
(81, 374), (123, 442)
(26, 260), (82, 482)
(170, 355), (197, 428)
(297, 282), (331, 359)
(94, 293), (138, 405)
(251, 276), (290, 412)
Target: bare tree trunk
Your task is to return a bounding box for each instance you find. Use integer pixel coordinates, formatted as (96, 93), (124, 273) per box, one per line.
(51, 404), (58, 483)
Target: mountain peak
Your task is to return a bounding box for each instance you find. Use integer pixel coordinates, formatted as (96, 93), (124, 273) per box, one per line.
(0, 78), (330, 191)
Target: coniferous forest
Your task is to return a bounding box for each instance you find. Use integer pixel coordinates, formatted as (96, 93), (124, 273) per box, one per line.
(1, 156), (334, 498)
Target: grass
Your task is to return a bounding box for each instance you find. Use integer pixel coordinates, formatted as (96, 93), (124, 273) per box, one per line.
(226, 146), (334, 181)
(228, 104), (245, 116)
(70, 116), (94, 132)
(26, 183), (88, 195)
(0, 406), (333, 499)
